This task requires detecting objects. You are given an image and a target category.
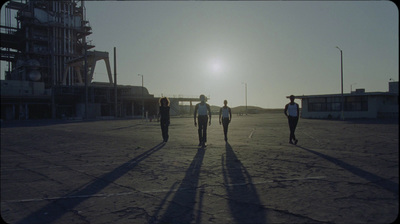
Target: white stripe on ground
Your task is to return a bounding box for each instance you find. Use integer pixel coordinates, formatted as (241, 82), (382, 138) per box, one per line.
(300, 130), (321, 144)
(248, 128), (256, 138)
(225, 176), (327, 186)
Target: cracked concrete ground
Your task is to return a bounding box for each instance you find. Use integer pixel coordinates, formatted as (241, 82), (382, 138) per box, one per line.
(1, 113), (398, 223)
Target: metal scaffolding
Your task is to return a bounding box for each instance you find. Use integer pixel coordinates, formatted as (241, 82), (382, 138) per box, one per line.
(1, 0), (96, 87)
(0, 0), (160, 120)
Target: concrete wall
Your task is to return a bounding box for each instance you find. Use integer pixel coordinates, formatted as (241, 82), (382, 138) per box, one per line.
(1, 80), (46, 96)
(376, 95), (399, 118)
(76, 103), (101, 119)
(1, 105), (16, 120)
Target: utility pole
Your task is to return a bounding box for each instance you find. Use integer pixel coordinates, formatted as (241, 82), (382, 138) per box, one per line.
(242, 82), (247, 115)
(336, 46), (344, 120)
(114, 47), (117, 118)
(138, 74), (144, 119)
(84, 33), (88, 119)
(82, 0), (88, 120)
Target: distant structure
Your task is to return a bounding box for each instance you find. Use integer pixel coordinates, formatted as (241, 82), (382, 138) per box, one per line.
(163, 95), (211, 116)
(293, 81), (399, 119)
(0, 0), (157, 120)
(1, 0), (102, 86)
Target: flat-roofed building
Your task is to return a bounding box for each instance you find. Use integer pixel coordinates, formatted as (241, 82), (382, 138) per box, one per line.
(293, 82), (398, 119)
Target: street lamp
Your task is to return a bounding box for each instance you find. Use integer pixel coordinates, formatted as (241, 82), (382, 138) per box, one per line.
(242, 82), (247, 115)
(336, 46), (344, 120)
(138, 74), (144, 119)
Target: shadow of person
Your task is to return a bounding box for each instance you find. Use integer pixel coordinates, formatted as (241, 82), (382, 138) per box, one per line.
(222, 142), (266, 223)
(158, 148), (206, 223)
(16, 142), (166, 224)
(297, 145), (398, 195)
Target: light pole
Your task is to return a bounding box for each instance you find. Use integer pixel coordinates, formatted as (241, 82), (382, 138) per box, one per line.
(242, 82), (247, 115)
(336, 46), (344, 120)
(138, 74), (144, 119)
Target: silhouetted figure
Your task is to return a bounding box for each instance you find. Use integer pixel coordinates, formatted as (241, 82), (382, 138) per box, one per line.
(158, 97), (170, 143)
(219, 100), (232, 142)
(194, 94), (211, 147)
(284, 95), (299, 144)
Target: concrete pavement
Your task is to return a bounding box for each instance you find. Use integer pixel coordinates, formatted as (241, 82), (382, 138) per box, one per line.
(1, 113), (398, 223)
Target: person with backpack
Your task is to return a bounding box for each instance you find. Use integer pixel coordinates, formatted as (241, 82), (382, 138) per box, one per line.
(284, 95), (299, 145)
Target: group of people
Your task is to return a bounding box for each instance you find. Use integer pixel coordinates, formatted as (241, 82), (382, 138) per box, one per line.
(158, 94), (299, 146)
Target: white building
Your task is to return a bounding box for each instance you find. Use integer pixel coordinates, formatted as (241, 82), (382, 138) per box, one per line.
(294, 82), (398, 119)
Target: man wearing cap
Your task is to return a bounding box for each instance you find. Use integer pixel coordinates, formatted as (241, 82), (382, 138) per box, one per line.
(194, 94), (212, 147)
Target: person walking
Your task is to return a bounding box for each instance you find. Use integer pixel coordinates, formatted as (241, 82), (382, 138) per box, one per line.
(194, 94), (212, 147)
(219, 100), (232, 142)
(284, 95), (299, 145)
(158, 97), (170, 143)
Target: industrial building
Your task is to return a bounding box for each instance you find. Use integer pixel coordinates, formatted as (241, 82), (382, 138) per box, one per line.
(0, 0), (200, 120)
(294, 81), (399, 119)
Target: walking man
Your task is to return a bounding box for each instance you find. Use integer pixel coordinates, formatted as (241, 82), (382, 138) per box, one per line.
(194, 94), (212, 147)
(284, 95), (299, 145)
(158, 97), (170, 143)
(219, 100), (232, 142)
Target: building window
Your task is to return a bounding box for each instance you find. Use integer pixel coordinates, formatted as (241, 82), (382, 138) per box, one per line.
(307, 96), (369, 112)
(308, 97), (327, 112)
(345, 96), (368, 111)
(326, 97), (341, 111)
(309, 97), (342, 112)
(327, 102), (341, 111)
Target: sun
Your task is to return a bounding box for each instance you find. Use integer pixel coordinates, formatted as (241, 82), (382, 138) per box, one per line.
(209, 59), (225, 77)
(211, 61), (222, 73)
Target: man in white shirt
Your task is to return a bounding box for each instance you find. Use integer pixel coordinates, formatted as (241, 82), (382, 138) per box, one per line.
(194, 94), (212, 147)
(284, 95), (299, 145)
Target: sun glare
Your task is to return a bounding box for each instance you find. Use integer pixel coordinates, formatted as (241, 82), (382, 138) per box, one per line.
(209, 59), (225, 78)
(212, 62), (222, 73)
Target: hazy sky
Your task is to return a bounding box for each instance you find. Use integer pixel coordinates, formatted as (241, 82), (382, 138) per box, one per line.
(2, 1), (398, 108)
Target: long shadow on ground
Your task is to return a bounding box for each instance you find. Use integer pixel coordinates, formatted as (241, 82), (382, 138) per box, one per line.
(298, 145), (398, 195)
(156, 147), (205, 223)
(17, 142), (166, 224)
(221, 143), (266, 223)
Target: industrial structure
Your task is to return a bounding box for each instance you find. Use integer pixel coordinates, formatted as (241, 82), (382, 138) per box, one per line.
(1, 0), (200, 120)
